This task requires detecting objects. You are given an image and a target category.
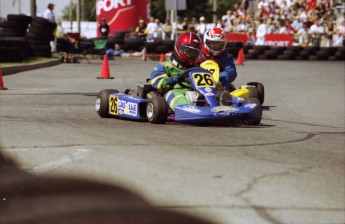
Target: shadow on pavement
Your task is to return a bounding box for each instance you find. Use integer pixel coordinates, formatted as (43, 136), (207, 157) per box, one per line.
(0, 149), (213, 224)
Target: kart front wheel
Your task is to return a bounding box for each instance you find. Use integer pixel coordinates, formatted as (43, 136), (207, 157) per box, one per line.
(247, 82), (265, 105)
(146, 95), (169, 124)
(244, 97), (262, 125)
(96, 89), (119, 118)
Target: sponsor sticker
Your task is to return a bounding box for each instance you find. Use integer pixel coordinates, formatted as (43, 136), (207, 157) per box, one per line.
(204, 92), (214, 96)
(182, 105), (201, 113)
(211, 106), (239, 113)
(244, 103), (257, 109)
(118, 100), (138, 116)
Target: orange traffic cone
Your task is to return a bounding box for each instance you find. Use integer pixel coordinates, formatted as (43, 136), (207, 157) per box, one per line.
(142, 47), (147, 61)
(0, 65), (8, 90)
(159, 53), (166, 62)
(97, 54), (113, 79)
(236, 48), (245, 65)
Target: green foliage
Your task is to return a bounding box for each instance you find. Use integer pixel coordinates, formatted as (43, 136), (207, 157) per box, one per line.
(61, 0), (96, 21)
(61, 0), (242, 22)
(150, 0), (241, 21)
(150, 0), (166, 21)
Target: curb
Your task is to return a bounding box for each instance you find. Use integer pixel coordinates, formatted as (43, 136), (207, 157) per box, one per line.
(1, 58), (62, 76)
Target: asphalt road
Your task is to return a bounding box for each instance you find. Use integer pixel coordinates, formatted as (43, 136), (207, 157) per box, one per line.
(0, 58), (344, 224)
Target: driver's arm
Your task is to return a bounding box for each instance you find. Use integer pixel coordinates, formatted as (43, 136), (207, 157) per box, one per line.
(150, 63), (178, 94)
(219, 52), (237, 83)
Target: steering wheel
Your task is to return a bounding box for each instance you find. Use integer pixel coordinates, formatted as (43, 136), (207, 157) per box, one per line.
(176, 68), (195, 89)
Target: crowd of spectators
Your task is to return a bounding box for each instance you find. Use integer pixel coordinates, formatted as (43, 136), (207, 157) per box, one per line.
(131, 0), (344, 47)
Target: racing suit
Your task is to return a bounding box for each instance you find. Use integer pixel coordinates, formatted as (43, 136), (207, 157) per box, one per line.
(150, 61), (192, 110)
(199, 50), (237, 91)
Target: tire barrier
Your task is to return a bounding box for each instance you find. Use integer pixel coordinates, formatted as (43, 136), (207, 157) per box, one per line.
(27, 17), (56, 58)
(0, 14), (56, 62)
(244, 45), (344, 61)
(0, 14), (32, 62)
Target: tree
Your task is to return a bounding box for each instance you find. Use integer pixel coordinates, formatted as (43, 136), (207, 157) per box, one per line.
(150, 0), (241, 22)
(61, 0), (96, 21)
(61, 0), (241, 22)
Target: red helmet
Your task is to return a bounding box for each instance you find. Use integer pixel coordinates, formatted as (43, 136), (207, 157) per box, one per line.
(172, 32), (202, 68)
(203, 27), (227, 57)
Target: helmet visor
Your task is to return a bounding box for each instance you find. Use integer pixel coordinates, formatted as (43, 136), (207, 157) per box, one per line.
(178, 45), (201, 61)
(206, 40), (226, 52)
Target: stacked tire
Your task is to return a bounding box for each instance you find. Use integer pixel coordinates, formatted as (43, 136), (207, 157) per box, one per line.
(0, 14), (32, 62)
(225, 42), (243, 58)
(0, 14), (31, 38)
(0, 37), (31, 62)
(27, 17), (57, 57)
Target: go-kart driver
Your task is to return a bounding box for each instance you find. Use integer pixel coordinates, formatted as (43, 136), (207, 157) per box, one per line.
(197, 27), (237, 92)
(150, 32), (202, 110)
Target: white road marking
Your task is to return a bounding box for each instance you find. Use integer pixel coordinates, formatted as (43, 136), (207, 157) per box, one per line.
(29, 147), (90, 174)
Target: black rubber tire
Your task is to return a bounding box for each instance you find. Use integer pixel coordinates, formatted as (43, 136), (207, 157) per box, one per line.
(96, 89), (119, 118)
(247, 82), (265, 105)
(244, 97), (262, 125)
(7, 14), (32, 25)
(264, 49), (279, 59)
(146, 95), (169, 124)
(246, 85), (259, 99)
(155, 45), (169, 54)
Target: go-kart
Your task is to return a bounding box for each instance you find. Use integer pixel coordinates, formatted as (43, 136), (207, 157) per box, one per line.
(95, 60), (264, 125)
(199, 60), (265, 105)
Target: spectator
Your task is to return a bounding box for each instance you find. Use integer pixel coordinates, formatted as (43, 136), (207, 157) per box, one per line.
(43, 3), (57, 52)
(182, 17), (189, 31)
(197, 16), (207, 37)
(173, 16), (184, 34)
(43, 3), (56, 23)
(55, 19), (65, 38)
(106, 44), (125, 57)
(135, 19), (147, 42)
(99, 17), (110, 38)
(146, 17), (155, 42)
(153, 18), (163, 40)
(291, 16), (304, 31)
(222, 18), (232, 32)
(324, 20), (335, 47)
(255, 18), (267, 45)
(308, 19), (324, 46)
(162, 19), (173, 40)
(266, 18), (276, 33)
(222, 10), (232, 28)
(246, 24), (257, 45)
(237, 17), (249, 33)
(296, 22), (310, 46)
(334, 18), (345, 46)
(215, 19), (223, 28)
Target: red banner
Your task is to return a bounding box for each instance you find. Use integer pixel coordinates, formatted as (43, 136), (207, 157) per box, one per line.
(265, 34), (293, 46)
(96, 0), (151, 36)
(226, 33), (293, 46)
(226, 33), (248, 45)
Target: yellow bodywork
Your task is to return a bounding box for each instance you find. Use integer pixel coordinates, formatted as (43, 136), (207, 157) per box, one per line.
(200, 60), (249, 99)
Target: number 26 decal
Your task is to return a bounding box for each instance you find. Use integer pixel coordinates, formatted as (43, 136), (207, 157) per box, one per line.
(193, 73), (215, 87)
(109, 96), (118, 115)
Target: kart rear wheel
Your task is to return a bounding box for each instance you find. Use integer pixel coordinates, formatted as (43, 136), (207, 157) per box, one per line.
(146, 95), (169, 124)
(96, 89), (119, 118)
(247, 82), (265, 105)
(244, 97), (262, 125)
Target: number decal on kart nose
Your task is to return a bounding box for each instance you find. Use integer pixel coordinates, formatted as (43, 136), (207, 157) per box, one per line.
(109, 96), (118, 115)
(193, 73), (215, 88)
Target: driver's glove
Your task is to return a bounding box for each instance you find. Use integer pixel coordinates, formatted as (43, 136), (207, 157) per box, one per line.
(167, 72), (185, 85)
